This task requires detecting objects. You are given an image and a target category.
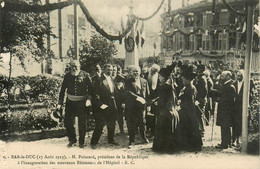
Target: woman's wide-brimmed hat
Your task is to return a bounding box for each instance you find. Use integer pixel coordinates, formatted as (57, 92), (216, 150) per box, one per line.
(181, 64), (197, 80)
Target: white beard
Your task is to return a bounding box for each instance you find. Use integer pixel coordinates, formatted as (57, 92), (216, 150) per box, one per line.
(148, 72), (158, 90)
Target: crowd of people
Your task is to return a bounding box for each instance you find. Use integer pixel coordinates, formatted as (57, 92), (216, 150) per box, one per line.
(57, 59), (246, 153)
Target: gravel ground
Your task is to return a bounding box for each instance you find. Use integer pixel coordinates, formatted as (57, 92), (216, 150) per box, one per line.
(0, 124), (259, 169)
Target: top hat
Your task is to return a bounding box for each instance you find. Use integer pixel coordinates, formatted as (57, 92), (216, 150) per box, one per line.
(181, 64), (197, 80)
(197, 64), (206, 71)
(50, 108), (63, 123)
(159, 66), (172, 78)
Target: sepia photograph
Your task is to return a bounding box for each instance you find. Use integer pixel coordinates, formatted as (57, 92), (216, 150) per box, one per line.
(0, 0), (259, 169)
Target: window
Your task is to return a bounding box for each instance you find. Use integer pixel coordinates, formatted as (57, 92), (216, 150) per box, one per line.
(168, 36), (173, 50)
(218, 32), (229, 51)
(78, 17), (86, 29)
(236, 32), (242, 50)
(197, 34), (202, 50)
(218, 33), (223, 50)
(189, 35), (195, 51)
(68, 14), (74, 25)
(176, 33), (180, 50)
(202, 33), (212, 51)
(219, 9), (230, 25)
(180, 35), (184, 50)
(173, 35), (176, 51)
(203, 13), (207, 27)
(222, 33), (229, 50)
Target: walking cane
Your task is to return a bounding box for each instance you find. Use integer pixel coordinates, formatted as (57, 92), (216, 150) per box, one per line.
(211, 102), (218, 141)
(195, 105), (209, 124)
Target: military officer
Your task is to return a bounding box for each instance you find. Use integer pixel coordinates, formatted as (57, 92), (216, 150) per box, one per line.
(58, 60), (94, 148)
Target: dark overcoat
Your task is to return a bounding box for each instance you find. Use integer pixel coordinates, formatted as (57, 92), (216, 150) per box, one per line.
(216, 80), (236, 127)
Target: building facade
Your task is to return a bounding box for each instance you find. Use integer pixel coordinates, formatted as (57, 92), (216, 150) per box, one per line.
(160, 0), (259, 72)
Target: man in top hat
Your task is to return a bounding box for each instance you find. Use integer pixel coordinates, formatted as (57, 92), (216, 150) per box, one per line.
(193, 64), (208, 138)
(215, 71), (236, 149)
(91, 64), (119, 148)
(58, 60), (94, 148)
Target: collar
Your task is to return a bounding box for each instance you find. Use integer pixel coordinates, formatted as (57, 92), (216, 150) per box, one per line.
(224, 79), (231, 85)
(103, 73), (110, 79)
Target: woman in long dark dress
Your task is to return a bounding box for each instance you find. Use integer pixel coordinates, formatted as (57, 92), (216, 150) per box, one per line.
(178, 65), (202, 152)
(152, 67), (181, 153)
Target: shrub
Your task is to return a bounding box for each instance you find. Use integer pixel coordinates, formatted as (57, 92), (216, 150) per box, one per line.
(0, 74), (62, 104)
(0, 108), (59, 134)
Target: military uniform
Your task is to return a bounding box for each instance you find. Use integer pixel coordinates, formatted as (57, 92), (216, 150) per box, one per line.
(59, 71), (93, 146)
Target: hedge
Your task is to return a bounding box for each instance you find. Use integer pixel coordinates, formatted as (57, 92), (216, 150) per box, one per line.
(0, 108), (58, 134)
(0, 74), (63, 105)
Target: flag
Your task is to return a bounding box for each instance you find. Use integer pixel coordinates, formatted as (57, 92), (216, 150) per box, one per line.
(121, 18), (125, 31)
(140, 22), (145, 47)
(136, 31), (140, 47)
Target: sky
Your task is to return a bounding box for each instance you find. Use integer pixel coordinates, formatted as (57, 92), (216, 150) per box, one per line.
(82, 0), (201, 34)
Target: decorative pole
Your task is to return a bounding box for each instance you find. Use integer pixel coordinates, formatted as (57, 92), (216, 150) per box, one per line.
(0, 1), (3, 51)
(58, 0), (62, 60)
(124, 0), (139, 69)
(241, 0), (257, 154)
(74, 3), (78, 60)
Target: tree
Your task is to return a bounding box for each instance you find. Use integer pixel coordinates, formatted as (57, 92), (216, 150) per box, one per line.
(139, 56), (164, 68)
(79, 34), (117, 74)
(0, 0), (55, 68)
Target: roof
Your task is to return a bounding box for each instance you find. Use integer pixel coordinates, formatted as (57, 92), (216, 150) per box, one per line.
(161, 0), (247, 18)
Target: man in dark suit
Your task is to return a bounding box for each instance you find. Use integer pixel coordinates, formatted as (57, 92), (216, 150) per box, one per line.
(125, 65), (150, 146)
(112, 64), (126, 134)
(58, 60), (94, 148)
(215, 71), (236, 149)
(193, 64), (208, 138)
(232, 70), (244, 146)
(91, 64), (118, 148)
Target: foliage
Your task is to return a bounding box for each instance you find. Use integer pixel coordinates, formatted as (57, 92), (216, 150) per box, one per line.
(139, 56), (165, 68)
(112, 58), (125, 70)
(0, 109), (58, 134)
(79, 34), (118, 73)
(0, 0), (55, 68)
(0, 74), (62, 104)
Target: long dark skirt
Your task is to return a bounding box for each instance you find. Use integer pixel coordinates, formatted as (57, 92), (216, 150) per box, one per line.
(152, 112), (181, 153)
(179, 109), (202, 151)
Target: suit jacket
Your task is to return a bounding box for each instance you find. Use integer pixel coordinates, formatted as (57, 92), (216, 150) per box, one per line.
(194, 74), (208, 108)
(114, 75), (126, 108)
(233, 80), (243, 123)
(93, 73), (118, 115)
(125, 76), (150, 111)
(216, 80), (236, 127)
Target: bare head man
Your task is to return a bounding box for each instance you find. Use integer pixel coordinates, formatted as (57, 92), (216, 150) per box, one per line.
(104, 64), (113, 76)
(237, 70), (244, 82)
(220, 71), (232, 82)
(70, 60), (81, 76)
(131, 65), (141, 80)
